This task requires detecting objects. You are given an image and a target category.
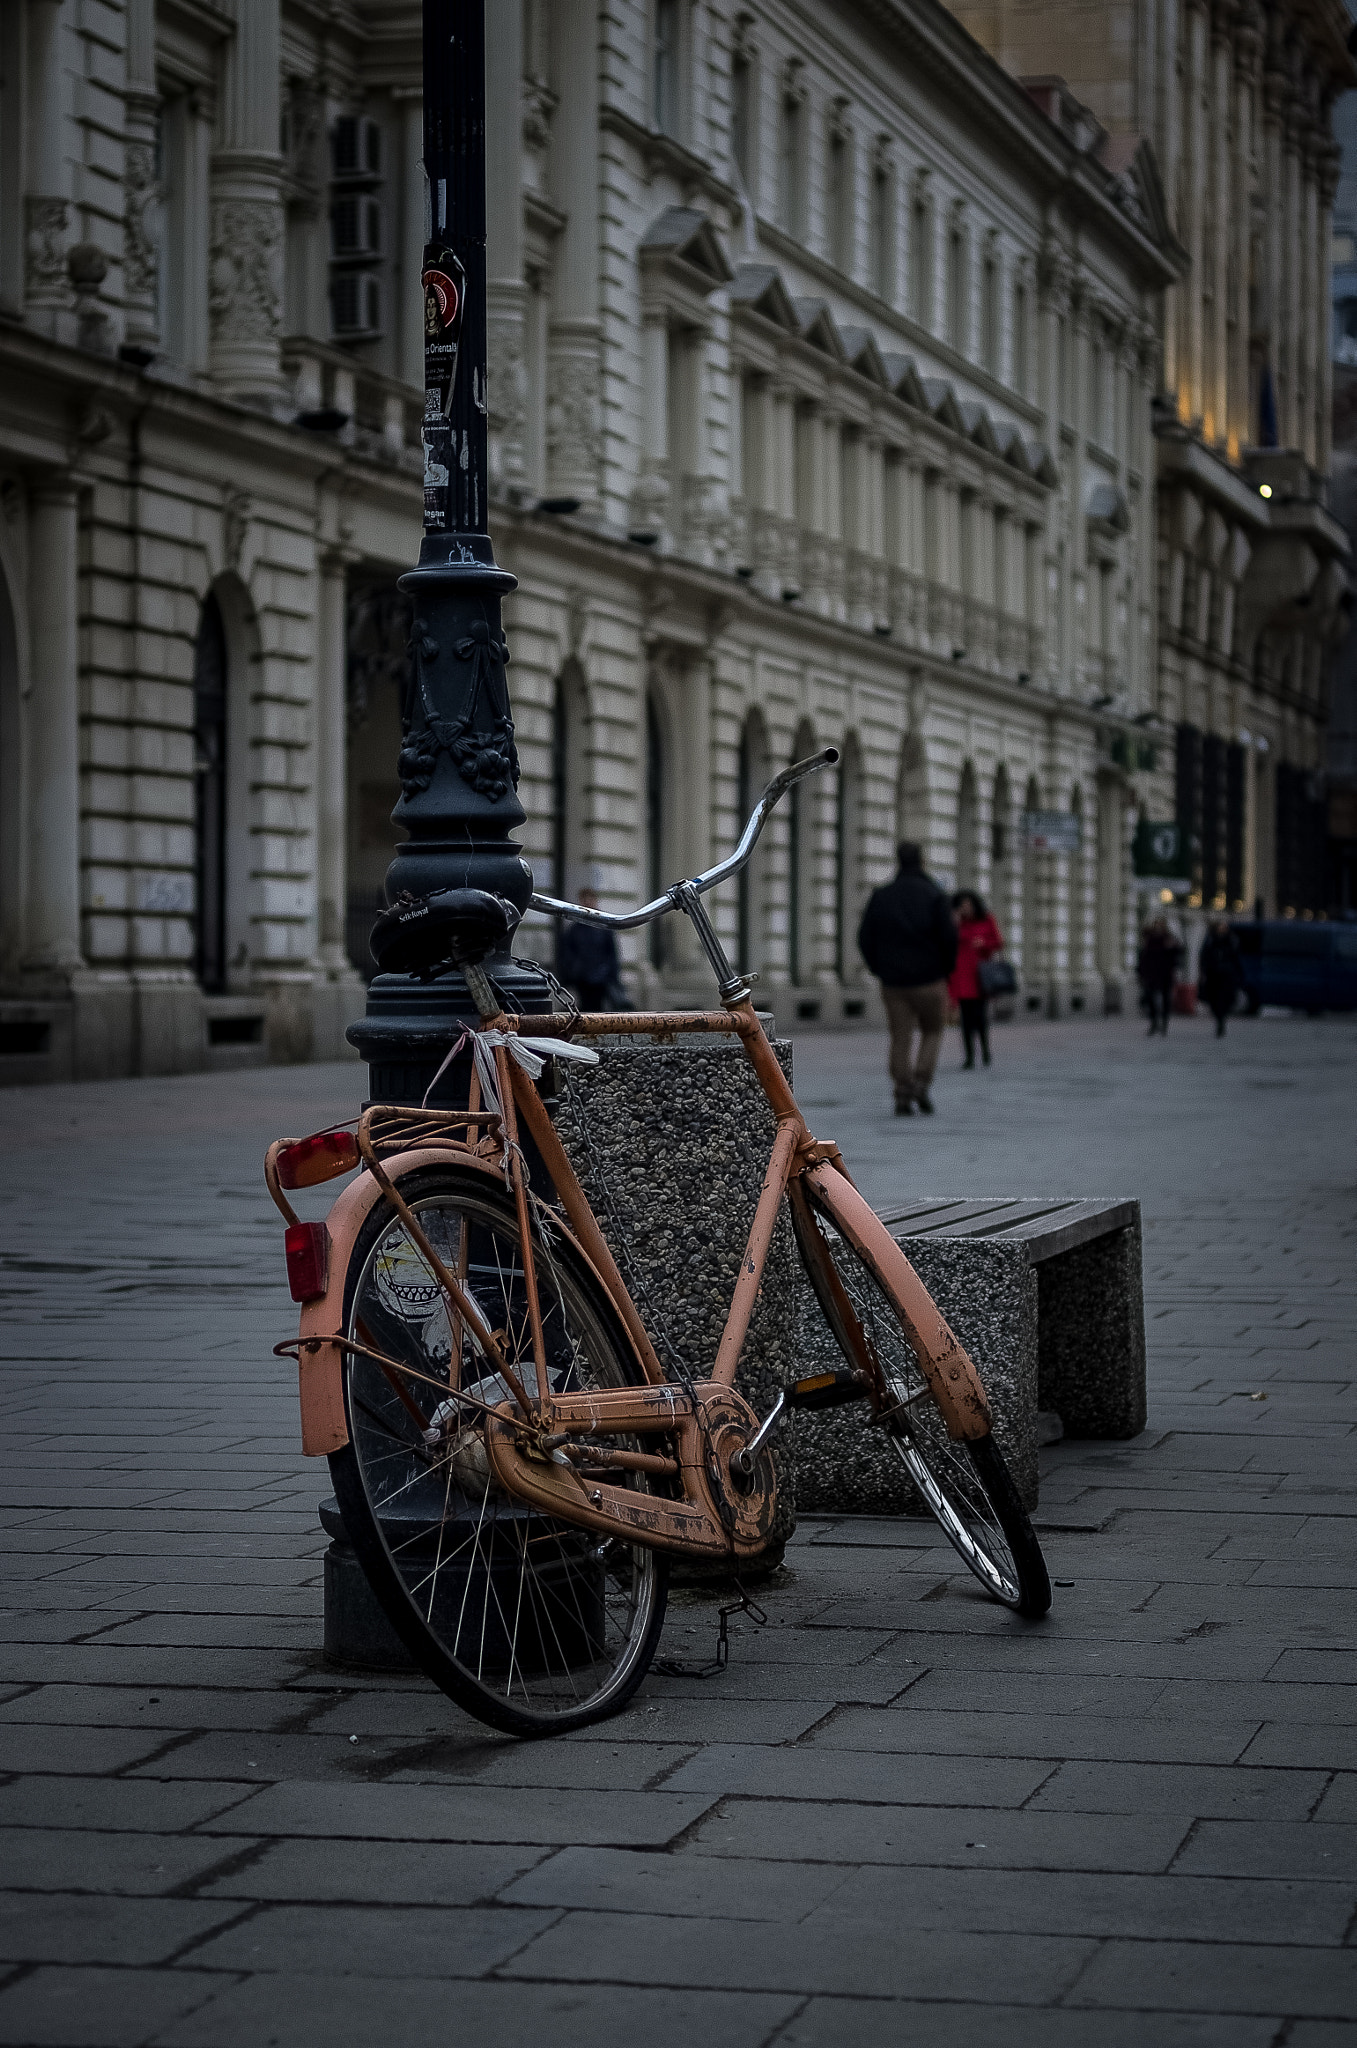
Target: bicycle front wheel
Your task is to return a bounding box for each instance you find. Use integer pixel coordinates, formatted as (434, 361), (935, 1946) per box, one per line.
(329, 1164), (669, 1736)
(792, 1179), (1051, 1618)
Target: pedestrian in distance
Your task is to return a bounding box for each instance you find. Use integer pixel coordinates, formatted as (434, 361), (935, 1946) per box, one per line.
(558, 889), (624, 1012)
(1137, 915), (1183, 1036)
(948, 891), (1004, 1070)
(858, 841), (959, 1116)
(1198, 916), (1243, 1038)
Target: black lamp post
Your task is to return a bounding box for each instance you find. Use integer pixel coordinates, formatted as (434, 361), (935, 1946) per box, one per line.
(347, 0), (550, 1102)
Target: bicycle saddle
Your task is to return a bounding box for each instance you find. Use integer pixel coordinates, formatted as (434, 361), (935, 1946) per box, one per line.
(369, 887), (521, 980)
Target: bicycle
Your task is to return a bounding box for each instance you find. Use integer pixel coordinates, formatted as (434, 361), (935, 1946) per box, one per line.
(266, 748), (1051, 1738)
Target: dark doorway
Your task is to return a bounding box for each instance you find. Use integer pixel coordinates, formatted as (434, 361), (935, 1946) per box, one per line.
(193, 592), (228, 991)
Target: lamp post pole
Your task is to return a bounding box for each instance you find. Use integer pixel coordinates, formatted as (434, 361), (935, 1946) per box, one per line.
(347, 0), (549, 1102)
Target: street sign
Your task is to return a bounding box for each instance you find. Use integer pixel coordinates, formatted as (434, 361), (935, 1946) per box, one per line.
(1133, 818), (1184, 877)
(1021, 809), (1082, 854)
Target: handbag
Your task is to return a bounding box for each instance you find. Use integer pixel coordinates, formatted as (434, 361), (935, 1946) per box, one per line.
(977, 956), (1017, 998)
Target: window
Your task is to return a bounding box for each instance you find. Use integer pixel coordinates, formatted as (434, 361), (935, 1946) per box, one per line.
(737, 712), (769, 970)
(870, 152), (892, 299)
(330, 112), (384, 343)
(779, 77), (806, 238)
(647, 697), (667, 967)
(947, 217), (966, 352)
(911, 187), (932, 326)
(1012, 279), (1028, 396)
(827, 113), (852, 271)
(732, 42), (753, 187)
(981, 246), (999, 375)
(193, 593), (229, 994)
(653, 0), (679, 136)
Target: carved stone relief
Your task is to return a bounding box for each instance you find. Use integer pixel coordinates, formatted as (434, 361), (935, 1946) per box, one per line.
(123, 139), (160, 302)
(209, 200), (284, 349)
(487, 307), (528, 482)
(546, 341), (602, 502)
(25, 197), (71, 305)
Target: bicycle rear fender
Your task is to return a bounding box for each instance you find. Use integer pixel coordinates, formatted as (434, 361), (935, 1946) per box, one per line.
(294, 1147), (509, 1456)
(803, 1162), (992, 1440)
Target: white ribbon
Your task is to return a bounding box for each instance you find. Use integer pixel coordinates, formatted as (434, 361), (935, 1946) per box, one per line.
(422, 1026), (599, 1114)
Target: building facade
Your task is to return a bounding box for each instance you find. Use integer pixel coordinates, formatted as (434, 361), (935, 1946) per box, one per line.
(951, 0), (1355, 924)
(0, 0), (1178, 1085)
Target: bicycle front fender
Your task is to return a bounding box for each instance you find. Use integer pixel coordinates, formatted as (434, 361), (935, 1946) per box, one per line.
(801, 1163), (992, 1441)
(294, 1147), (509, 1456)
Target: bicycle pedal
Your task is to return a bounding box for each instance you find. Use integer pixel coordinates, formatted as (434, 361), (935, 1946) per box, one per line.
(786, 1367), (869, 1411)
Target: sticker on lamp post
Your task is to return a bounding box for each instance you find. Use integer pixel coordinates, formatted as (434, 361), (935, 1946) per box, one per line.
(422, 244), (466, 529)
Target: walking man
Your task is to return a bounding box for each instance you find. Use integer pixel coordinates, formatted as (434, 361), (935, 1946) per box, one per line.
(558, 889), (622, 1011)
(858, 842), (959, 1115)
(1198, 917), (1243, 1038)
(1137, 915), (1183, 1037)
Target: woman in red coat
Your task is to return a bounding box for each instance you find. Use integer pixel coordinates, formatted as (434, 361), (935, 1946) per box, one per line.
(948, 892), (1005, 1069)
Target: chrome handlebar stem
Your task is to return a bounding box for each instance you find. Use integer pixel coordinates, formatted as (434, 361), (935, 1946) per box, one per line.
(530, 747), (839, 934)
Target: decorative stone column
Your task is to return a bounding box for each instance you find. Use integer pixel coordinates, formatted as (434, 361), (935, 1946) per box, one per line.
(24, 0), (71, 332)
(486, 0), (528, 495)
(545, 0), (602, 511)
(209, 0), (285, 402)
(24, 479), (83, 980)
(122, 0), (160, 362)
(630, 315), (671, 543)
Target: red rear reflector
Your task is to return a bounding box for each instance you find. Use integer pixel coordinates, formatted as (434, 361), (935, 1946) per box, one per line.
(277, 1129), (360, 1190)
(285, 1221), (329, 1302)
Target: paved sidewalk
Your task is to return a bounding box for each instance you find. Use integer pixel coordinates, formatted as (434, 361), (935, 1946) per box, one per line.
(0, 1007), (1354, 2045)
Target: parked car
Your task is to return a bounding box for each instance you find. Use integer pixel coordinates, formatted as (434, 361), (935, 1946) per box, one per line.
(1232, 919), (1357, 1014)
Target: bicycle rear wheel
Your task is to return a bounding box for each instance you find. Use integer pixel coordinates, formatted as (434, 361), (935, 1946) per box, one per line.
(329, 1163), (669, 1736)
(792, 1179), (1051, 1618)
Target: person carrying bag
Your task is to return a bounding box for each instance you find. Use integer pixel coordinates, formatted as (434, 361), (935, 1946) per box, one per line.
(948, 891), (1008, 1069)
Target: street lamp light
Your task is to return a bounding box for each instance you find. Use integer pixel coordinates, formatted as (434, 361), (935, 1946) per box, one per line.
(348, 0), (551, 1103)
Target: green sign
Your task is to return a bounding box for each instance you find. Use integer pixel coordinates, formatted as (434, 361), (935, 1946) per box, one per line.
(1133, 818), (1183, 877)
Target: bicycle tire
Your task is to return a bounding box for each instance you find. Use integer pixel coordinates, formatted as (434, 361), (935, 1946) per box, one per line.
(791, 1179), (1051, 1618)
(329, 1163), (670, 1736)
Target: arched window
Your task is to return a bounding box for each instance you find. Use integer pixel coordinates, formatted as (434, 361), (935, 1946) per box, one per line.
(193, 592), (229, 992)
(737, 708), (769, 972)
(549, 660), (588, 904)
(646, 694), (666, 968)
(835, 731), (863, 983)
(0, 553), (21, 978)
(1068, 785), (1087, 1001)
(788, 719), (817, 985)
(1021, 773), (1042, 994)
(991, 762), (1012, 933)
(957, 761), (979, 894)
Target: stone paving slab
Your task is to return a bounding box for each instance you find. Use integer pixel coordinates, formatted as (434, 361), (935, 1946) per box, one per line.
(0, 1010), (1354, 2044)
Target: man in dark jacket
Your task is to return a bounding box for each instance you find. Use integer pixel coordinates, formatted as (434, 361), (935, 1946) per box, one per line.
(1137, 916), (1183, 1036)
(1197, 918), (1242, 1038)
(858, 843), (959, 1115)
(558, 890), (621, 1011)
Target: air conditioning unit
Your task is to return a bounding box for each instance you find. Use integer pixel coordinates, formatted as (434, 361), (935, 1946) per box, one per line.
(332, 115), (382, 180)
(331, 194), (383, 259)
(332, 271), (381, 339)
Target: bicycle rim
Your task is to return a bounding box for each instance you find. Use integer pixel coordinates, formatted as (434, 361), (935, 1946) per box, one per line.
(330, 1166), (669, 1735)
(795, 1184), (1051, 1617)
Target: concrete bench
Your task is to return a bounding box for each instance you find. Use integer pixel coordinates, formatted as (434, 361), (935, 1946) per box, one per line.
(788, 1196), (1146, 1514)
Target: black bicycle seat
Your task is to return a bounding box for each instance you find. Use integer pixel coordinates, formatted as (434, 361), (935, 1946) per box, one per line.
(369, 888), (520, 979)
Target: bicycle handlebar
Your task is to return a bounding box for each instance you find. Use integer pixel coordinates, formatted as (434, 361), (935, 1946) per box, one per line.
(530, 747), (840, 931)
